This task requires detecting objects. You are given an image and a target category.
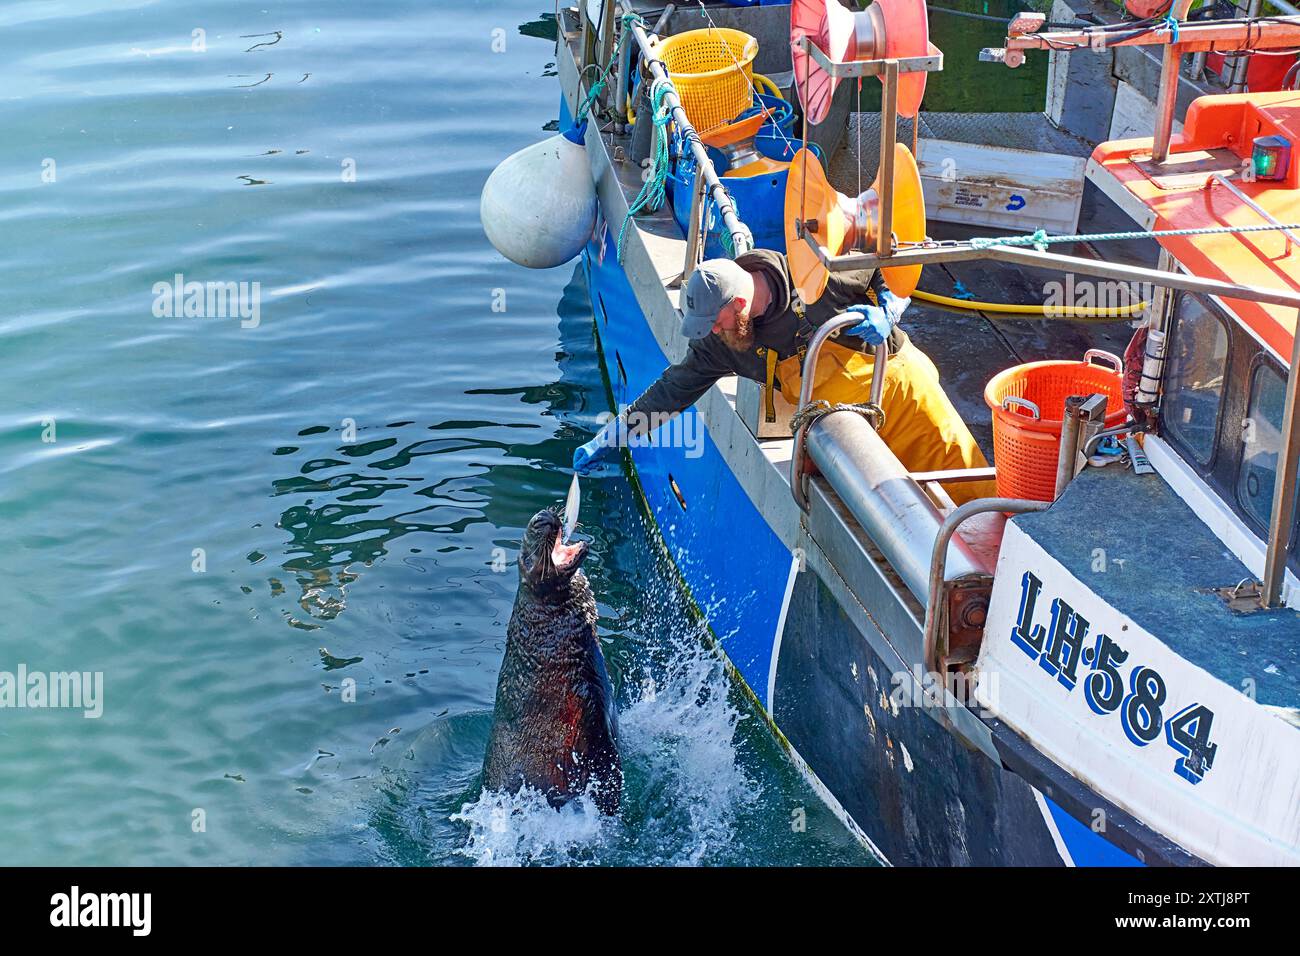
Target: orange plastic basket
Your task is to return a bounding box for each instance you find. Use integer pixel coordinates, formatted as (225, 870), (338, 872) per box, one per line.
(657, 28), (757, 135)
(984, 351), (1127, 502)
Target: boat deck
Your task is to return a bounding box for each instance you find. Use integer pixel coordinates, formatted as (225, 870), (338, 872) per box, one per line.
(1018, 465), (1300, 710)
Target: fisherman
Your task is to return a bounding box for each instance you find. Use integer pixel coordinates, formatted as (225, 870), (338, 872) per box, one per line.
(573, 251), (993, 504)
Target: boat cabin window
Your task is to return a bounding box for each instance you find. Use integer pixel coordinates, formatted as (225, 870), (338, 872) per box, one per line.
(1162, 292), (1229, 466)
(1237, 361), (1296, 531)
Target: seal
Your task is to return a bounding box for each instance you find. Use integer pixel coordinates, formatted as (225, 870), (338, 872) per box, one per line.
(481, 508), (622, 813)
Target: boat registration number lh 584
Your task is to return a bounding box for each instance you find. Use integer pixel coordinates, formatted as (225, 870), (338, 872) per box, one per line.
(1009, 571), (1219, 784)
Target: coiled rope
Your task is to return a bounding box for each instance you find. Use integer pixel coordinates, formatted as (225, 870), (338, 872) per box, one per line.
(790, 399), (886, 436)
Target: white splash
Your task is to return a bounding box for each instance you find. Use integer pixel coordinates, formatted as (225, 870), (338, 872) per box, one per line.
(618, 635), (763, 865)
(450, 786), (609, 867)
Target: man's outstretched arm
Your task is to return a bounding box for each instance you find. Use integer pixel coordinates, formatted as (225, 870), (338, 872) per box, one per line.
(623, 338), (734, 431)
(573, 338), (734, 473)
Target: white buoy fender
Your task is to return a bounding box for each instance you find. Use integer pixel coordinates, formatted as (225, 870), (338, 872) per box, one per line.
(480, 126), (597, 269)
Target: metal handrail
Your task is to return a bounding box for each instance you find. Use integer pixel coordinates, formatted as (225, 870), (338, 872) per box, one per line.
(791, 315), (889, 511)
(1206, 173), (1300, 257)
(807, 241), (1300, 311)
(625, 18), (753, 257)
(923, 498), (1051, 674)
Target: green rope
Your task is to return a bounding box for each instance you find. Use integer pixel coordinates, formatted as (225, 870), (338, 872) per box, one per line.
(575, 77), (604, 124)
(617, 78), (673, 262)
(714, 189), (741, 257)
(969, 220), (1300, 252)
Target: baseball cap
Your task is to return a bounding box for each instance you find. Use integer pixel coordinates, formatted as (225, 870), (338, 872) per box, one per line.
(680, 258), (749, 339)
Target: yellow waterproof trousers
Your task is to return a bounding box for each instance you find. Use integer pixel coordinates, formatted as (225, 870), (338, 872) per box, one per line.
(778, 340), (995, 506)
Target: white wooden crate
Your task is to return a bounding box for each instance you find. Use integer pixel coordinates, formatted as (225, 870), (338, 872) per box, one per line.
(917, 138), (1087, 234)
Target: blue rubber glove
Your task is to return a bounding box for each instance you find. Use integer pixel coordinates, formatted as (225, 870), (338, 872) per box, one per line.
(573, 418), (622, 475)
(844, 290), (910, 346)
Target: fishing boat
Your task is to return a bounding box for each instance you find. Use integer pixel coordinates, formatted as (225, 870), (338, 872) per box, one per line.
(481, 0), (1300, 865)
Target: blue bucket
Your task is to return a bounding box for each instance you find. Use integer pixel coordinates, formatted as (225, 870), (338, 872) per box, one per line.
(668, 140), (825, 260)
(754, 93), (794, 132)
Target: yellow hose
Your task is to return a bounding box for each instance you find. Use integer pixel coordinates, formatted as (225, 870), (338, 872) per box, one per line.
(626, 94), (635, 125)
(752, 73), (784, 100)
(913, 288), (1148, 319)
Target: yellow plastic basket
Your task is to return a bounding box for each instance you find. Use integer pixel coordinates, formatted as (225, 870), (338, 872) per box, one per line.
(657, 28), (757, 135)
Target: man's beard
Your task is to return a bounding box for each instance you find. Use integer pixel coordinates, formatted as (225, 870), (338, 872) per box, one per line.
(718, 313), (755, 353)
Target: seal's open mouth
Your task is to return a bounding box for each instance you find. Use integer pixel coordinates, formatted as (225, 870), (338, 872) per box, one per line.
(521, 508), (589, 584)
(550, 533), (587, 571)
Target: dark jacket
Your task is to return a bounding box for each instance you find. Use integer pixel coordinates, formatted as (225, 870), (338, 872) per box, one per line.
(625, 249), (906, 424)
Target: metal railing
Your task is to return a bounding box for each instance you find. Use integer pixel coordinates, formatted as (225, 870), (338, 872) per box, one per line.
(791, 314), (888, 512)
(923, 498), (1051, 674)
(1206, 173), (1300, 257)
(623, 17), (754, 261)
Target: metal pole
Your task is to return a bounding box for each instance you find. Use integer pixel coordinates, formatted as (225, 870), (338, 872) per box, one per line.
(682, 168), (707, 282)
(1152, 0), (1198, 164)
(651, 3), (675, 35)
(877, 60), (899, 258)
(1152, 43), (1184, 163)
(1261, 315), (1300, 607)
(982, 245), (1300, 312)
(1226, 0), (1263, 93)
(871, 343), (888, 408)
(597, 0), (616, 81)
(614, 4), (632, 134)
(1056, 396), (1085, 498)
(1076, 393), (1109, 477)
(580, 3), (596, 77)
(627, 20), (752, 255)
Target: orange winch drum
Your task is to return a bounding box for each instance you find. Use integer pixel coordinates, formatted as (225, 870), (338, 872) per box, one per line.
(984, 353), (1127, 502)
